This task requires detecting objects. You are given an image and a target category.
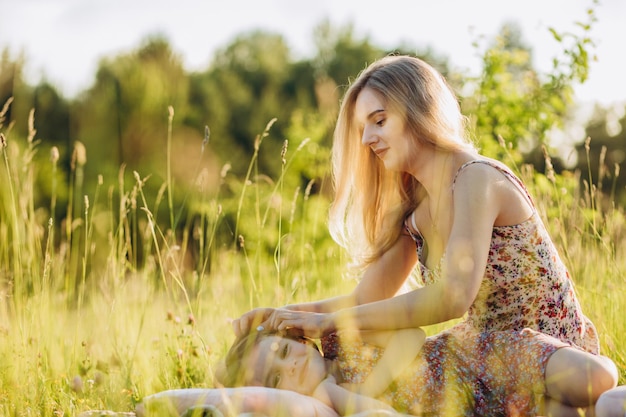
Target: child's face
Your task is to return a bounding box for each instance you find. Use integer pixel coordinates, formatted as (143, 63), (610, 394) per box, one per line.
(243, 335), (328, 396)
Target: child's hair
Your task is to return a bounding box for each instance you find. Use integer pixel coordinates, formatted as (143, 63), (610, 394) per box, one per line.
(217, 328), (319, 388)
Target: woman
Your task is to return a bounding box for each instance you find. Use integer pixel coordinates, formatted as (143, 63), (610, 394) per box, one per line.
(233, 55), (620, 415)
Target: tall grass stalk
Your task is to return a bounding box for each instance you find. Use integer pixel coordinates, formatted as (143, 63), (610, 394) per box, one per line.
(0, 133), (23, 298)
(231, 118), (277, 300)
(66, 141), (87, 299)
(0, 105), (622, 416)
(134, 170), (193, 317)
(166, 106), (175, 231)
(195, 162), (228, 286)
(274, 139), (288, 290)
(234, 118), (276, 245)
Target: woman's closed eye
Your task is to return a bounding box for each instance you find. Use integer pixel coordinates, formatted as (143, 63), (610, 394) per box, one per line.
(375, 117), (386, 126)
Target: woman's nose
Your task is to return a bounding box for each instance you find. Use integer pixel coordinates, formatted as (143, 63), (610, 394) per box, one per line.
(361, 126), (377, 146)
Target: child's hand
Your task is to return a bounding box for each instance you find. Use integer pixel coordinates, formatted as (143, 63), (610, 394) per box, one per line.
(317, 376), (398, 415)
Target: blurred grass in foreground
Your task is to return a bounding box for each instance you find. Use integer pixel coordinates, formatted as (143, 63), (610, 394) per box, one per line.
(0, 104), (624, 416)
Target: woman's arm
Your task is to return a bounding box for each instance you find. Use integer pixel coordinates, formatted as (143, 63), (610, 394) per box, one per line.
(233, 235), (417, 337)
(269, 167), (505, 335)
(329, 168), (500, 331)
(292, 233), (420, 311)
(266, 277), (467, 337)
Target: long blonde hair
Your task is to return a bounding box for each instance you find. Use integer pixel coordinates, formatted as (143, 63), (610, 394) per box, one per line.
(329, 55), (474, 269)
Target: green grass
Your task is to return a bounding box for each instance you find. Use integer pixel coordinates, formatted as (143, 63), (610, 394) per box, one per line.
(0, 107), (624, 416)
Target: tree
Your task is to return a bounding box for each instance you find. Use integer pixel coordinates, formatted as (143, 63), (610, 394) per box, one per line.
(186, 30), (317, 178)
(75, 35), (190, 186)
(464, 11), (596, 163)
(312, 20), (383, 87)
(576, 105), (626, 205)
(0, 48), (34, 139)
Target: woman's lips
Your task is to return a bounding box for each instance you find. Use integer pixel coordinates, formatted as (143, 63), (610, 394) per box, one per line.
(374, 148), (388, 158)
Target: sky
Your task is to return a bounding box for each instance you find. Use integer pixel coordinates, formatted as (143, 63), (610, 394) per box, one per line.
(1, 0), (625, 107)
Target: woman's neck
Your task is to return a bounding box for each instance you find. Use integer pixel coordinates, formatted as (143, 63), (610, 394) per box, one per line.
(413, 151), (454, 197)
(413, 149), (476, 197)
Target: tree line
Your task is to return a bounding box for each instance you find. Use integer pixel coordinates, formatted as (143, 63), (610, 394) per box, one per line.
(1, 16), (624, 231)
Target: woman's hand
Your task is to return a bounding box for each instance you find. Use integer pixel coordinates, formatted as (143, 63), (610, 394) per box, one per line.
(233, 308), (337, 338)
(262, 310), (336, 338)
(231, 307), (276, 337)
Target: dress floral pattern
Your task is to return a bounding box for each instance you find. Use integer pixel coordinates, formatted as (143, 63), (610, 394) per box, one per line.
(407, 160), (598, 353)
(322, 328), (569, 416)
(321, 160), (600, 416)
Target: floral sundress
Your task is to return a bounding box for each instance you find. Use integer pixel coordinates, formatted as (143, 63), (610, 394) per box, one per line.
(405, 159), (598, 353)
(322, 328), (569, 416)
(320, 160), (600, 416)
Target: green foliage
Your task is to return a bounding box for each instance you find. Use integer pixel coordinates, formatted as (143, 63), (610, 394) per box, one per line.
(465, 5), (597, 162)
(312, 20), (384, 86)
(187, 31), (307, 179)
(1, 103), (624, 415)
(76, 35), (190, 190)
(575, 106), (626, 205)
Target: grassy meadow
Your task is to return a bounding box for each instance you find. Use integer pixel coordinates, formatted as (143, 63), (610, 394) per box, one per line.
(0, 104), (624, 416)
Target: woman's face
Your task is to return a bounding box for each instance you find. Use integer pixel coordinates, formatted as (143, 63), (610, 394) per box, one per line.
(354, 87), (414, 172)
(243, 335), (328, 396)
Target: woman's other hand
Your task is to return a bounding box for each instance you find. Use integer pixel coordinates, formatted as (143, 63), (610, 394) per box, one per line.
(262, 310), (337, 338)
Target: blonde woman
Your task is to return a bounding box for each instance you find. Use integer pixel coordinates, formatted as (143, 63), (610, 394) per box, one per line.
(234, 55), (620, 416)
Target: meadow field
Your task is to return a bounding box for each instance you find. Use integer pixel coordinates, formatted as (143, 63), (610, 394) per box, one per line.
(0, 105), (624, 416)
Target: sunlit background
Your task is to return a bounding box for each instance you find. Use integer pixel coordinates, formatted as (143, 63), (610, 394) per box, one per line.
(2, 0), (624, 105)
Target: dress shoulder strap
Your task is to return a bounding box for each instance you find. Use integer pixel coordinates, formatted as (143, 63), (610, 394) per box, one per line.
(451, 159), (535, 209)
(403, 210), (424, 241)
